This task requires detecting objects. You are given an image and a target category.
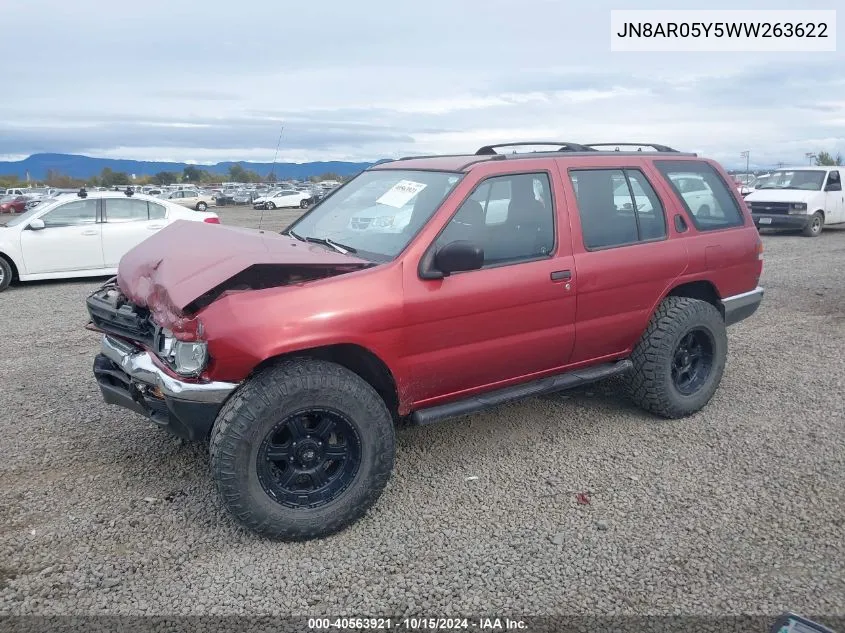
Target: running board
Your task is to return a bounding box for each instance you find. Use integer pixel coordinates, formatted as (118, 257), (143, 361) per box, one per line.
(411, 359), (633, 425)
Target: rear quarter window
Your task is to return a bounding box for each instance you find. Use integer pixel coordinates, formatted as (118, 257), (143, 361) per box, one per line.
(655, 160), (745, 231)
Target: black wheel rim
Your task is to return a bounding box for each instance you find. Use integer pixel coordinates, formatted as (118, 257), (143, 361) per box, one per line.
(256, 408), (361, 509)
(671, 328), (714, 395)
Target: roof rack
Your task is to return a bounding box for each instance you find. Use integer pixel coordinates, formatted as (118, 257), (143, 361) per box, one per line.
(475, 142), (596, 155)
(584, 142), (680, 153)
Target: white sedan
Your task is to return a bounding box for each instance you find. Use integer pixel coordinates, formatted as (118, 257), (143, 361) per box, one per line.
(253, 189), (312, 210)
(0, 189), (220, 293)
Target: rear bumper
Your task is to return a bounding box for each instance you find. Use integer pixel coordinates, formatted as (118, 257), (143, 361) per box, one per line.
(93, 335), (238, 441)
(721, 286), (764, 326)
(752, 213), (810, 229)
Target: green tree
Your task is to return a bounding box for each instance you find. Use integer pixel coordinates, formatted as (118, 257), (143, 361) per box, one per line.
(183, 165), (204, 182)
(153, 171), (177, 185)
(98, 167), (130, 187)
(266, 172), (278, 183)
(815, 151), (843, 166)
(228, 164), (248, 182)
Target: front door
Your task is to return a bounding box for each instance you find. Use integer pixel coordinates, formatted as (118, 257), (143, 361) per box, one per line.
(400, 169), (577, 407)
(19, 198), (104, 274)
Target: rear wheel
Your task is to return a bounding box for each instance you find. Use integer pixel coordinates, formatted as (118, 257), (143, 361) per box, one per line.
(0, 256), (12, 292)
(624, 296), (727, 419)
(300, 199), (310, 209)
(802, 211), (823, 237)
(209, 359), (395, 540)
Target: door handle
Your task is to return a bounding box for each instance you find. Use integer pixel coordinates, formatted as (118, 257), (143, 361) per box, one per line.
(550, 270), (571, 281)
(81, 230), (99, 236)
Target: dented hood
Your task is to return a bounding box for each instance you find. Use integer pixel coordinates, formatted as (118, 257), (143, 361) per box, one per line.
(117, 220), (370, 314)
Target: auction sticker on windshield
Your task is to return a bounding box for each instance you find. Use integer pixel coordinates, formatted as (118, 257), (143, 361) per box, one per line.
(377, 180), (427, 208)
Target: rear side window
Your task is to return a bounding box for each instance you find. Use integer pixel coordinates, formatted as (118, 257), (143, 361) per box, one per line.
(569, 168), (666, 250)
(655, 161), (745, 230)
(148, 201), (167, 219)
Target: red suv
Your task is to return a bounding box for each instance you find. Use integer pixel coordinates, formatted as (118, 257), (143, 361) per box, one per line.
(86, 142), (764, 540)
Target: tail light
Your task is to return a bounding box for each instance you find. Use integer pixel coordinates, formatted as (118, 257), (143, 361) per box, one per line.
(203, 217), (220, 224)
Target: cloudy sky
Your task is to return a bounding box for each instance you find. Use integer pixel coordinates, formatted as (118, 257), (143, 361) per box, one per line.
(0, 0), (842, 169)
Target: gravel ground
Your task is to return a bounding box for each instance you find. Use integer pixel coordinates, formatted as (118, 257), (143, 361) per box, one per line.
(0, 209), (843, 618)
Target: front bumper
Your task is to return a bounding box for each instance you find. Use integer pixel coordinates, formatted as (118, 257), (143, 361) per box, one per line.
(752, 213), (810, 229)
(721, 286), (764, 327)
(93, 335), (238, 441)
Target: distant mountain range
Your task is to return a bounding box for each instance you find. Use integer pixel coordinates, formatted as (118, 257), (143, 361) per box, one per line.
(0, 153), (379, 181)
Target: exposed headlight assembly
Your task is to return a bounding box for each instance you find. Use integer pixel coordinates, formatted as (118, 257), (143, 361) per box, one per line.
(159, 329), (208, 377)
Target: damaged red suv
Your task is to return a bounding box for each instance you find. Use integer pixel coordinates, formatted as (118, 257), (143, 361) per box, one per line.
(86, 142), (764, 540)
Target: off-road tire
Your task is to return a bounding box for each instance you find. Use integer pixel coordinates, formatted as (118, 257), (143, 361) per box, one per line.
(802, 211), (823, 237)
(624, 296), (727, 419)
(209, 358), (395, 540)
(0, 256), (12, 292)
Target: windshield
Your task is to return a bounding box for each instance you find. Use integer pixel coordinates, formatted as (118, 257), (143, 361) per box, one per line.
(757, 170), (825, 190)
(4, 197), (62, 227)
(286, 169), (462, 262)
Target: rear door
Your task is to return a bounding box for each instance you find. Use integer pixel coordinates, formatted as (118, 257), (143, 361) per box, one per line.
(101, 197), (168, 267)
(400, 161), (578, 407)
(561, 158), (688, 363)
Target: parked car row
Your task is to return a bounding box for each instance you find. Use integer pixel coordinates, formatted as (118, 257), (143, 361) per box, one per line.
(0, 188), (220, 293)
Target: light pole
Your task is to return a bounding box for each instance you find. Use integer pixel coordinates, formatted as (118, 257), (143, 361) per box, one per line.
(740, 150), (750, 175)
(805, 152), (816, 165)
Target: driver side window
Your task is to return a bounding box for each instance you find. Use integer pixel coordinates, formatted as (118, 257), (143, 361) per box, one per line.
(41, 199), (98, 227)
(436, 173), (555, 267)
(826, 171), (841, 191)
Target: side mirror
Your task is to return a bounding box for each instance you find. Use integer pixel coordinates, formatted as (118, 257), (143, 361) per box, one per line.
(433, 240), (484, 276)
(28, 218), (45, 231)
(770, 612), (837, 633)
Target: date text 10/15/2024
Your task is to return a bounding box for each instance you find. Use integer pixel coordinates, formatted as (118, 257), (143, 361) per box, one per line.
(308, 617), (528, 630)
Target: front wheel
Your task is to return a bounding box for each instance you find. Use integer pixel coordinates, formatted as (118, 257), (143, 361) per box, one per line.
(802, 211), (823, 237)
(265, 201), (276, 210)
(300, 199), (310, 209)
(209, 359), (396, 540)
(624, 296), (727, 419)
(196, 202), (208, 212)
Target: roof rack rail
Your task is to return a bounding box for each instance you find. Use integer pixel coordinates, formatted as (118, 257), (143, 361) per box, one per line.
(393, 152), (483, 162)
(475, 142), (596, 155)
(584, 142), (680, 153)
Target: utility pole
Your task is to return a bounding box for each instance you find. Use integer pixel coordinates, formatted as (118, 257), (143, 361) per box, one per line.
(805, 152), (816, 166)
(740, 150), (750, 176)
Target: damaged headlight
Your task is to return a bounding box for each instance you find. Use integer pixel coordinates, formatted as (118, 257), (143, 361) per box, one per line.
(158, 329), (208, 377)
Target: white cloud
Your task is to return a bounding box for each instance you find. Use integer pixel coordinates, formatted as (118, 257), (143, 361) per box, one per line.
(0, 0), (843, 169)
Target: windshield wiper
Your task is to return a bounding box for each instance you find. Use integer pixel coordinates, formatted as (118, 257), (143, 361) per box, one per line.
(282, 228), (357, 254)
(283, 228), (306, 241)
(302, 236), (357, 254)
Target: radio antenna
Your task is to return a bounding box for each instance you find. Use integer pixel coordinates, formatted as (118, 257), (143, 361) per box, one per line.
(258, 124), (284, 231)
